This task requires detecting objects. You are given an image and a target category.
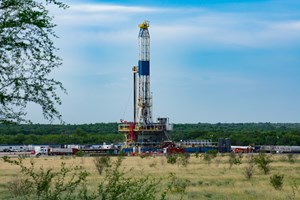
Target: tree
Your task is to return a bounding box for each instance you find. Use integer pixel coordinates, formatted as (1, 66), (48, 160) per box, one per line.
(0, 0), (68, 123)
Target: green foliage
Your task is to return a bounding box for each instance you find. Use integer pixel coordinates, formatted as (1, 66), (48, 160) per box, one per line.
(202, 153), (212, 165)
(167, 173), (190, 199)
(287, 154), (295, 163)
(202, 150), (218, 165)
(166, 154), (178, 164)
(1, 123), (300, 145)
(254, 153), (272, 174)
(228, 152), (242, 168)
(6, 176), (32, 197)
(3, 156), (170, 200)
(93, 156), (111, 175)
(0, 0), (68, 123)
(3, 156), (89, 200)
(244, 162), (255, 180)
(0, 123), (119, 135)
(244, 155), (255, 180)
(206, 150), (218, 158)
(171, 123), (300, 146)
(0, 123), (121, 144)
(177, 153), (190, 167)
(75, 150), (86, 157)
(270, 174), (284, 190)
(97, 157), (167, 200)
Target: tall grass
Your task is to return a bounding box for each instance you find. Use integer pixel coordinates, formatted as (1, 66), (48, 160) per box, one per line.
(0, 154), (299, 200)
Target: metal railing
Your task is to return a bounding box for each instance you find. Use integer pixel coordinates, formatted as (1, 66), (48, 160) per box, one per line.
(118, 123), (173, 132)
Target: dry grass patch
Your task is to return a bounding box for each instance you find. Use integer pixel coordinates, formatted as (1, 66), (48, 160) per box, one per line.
(0, 154), (300, 199)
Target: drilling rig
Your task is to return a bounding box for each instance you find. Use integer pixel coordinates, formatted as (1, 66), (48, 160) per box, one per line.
(118, 21), (174, 152)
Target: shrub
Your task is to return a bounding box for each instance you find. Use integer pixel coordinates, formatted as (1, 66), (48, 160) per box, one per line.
(93, 156), (111, 175)
(75, 150), (86, 157)
(244, 155), (255, 180)
(98, 156), (168, 200)
(238, 153), (243, 160)
(228, 152), (242, 168)
(167, 172), (190, 199)
(287, 154), (295, 163)
(166, 154), (178, 164)
(149, 160), (157, 168)
(177, 153), (190, 167)
(7, 176), (33, 197)
(206, 150), (218, 158)
(202, 150), (218, 166)
(244, 162), (255, 180)
(203, 153), (213, 165)
(140, 154), (147, 158)
(3, 156), (89, 200)
(254, 153), (272, 174)
(3, 156), (170, 200)
(270, 174), (284, 190)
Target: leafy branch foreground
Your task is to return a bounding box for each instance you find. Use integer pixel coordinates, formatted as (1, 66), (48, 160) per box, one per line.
(2, 156), (182, 200)
(0, 0), (68, 123)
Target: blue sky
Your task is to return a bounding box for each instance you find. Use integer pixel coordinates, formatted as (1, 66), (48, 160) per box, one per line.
(27, 0), (300, 124)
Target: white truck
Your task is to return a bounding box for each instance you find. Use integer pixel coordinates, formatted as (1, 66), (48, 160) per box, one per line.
(33, 146), (49, 156)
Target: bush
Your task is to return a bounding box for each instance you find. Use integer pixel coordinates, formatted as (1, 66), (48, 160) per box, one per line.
(270, 174), (284, 190)
(75, 150), (86, 157)
(206, 150), (218, 158)
(202, 150), (218, 166)
(3, 156), (170, 200)
(167, 172), (190, 199)
(7, 176), (33, 197)
(93, 156), (111, 175)
(166, 154), (178, 164)
(287, 154), (295, 163)
(98, 156), (168, 200)
(254, 153), (272, 174)
(149, 160), (157, 168)
(177, 153), (190, 167)
(228, 152), (242, 168)
(244, 155), (255, 180)
(244, 163), (255, 180)
(3, 156), (89, 200)
(203, 153), (212, 165)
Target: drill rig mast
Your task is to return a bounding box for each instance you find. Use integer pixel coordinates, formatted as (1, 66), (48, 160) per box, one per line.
(119, 21), (172, 149)
(137, 21), (152, 125)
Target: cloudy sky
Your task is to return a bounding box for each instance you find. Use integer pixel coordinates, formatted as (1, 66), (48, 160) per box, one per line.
(28, 0), (300, 124)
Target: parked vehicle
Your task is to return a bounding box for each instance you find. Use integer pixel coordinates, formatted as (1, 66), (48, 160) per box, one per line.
(231, 146), (254, 153)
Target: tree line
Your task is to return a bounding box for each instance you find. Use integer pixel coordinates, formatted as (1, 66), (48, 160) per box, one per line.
(0, 123), (300, 146)
(171, 123), (300, 146)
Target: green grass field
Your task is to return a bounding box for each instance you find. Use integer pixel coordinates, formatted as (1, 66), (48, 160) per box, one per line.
(0, 154), (299, 199)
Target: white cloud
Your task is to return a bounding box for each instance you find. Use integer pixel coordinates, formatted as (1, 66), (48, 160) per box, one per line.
(271, 20), (300, 30)
(51, 3), (300, 49)
(152, 16), (300, 48)
(52, 3), (167, 27)
(70, 4), (161, 13)
(41, 2), (300, 124)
